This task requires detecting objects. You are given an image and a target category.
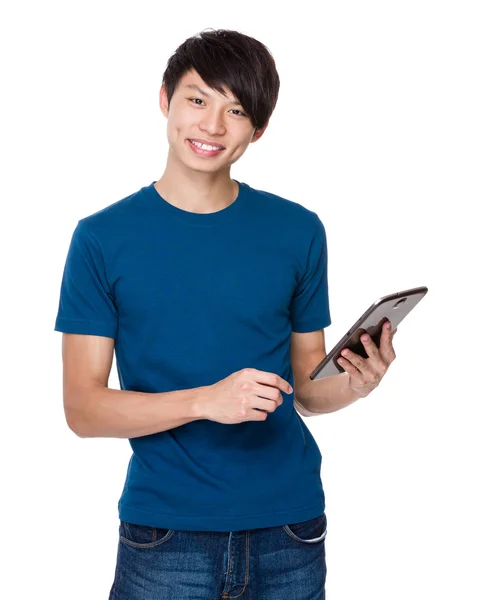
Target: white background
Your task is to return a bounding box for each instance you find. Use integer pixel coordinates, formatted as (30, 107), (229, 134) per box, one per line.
(2, 1), (482, 598)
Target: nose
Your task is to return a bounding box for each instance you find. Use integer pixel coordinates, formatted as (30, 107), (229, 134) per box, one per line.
(199, 107), (227, 137)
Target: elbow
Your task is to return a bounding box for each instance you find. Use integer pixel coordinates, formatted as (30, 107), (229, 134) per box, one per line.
(65, 413), (89, 438)
(294, 396), (315, 418)
(64, 393), (91, 438)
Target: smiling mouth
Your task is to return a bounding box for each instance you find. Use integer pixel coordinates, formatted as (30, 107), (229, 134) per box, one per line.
(188, 139), (225, 151)
(187, 140), (226, 158)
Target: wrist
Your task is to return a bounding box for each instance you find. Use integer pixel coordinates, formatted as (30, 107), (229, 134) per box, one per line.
(191, 385), (211, 420)
(346, 376), (369, 399)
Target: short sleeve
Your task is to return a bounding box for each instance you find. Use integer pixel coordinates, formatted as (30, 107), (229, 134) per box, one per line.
(290, 215), (331, 333)
(54, 220), (118, 338)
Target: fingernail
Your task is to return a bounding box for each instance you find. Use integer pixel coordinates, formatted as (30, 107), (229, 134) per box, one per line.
(289, 386), (293, 393)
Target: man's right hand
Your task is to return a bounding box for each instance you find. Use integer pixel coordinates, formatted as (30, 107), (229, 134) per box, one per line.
(197, 368), (293, 424)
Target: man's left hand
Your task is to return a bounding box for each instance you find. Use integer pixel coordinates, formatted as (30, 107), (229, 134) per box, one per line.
(337, 321), (398, 398)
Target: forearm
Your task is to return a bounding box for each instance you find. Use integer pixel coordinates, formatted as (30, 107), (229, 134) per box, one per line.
(296, 372), (363, 416)
(70, 385), (209, 439)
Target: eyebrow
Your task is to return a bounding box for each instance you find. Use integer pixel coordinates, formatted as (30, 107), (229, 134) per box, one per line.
(183, 84), (243, 107)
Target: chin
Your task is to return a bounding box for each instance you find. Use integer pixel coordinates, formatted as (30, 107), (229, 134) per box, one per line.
(184, 152), (238, 172)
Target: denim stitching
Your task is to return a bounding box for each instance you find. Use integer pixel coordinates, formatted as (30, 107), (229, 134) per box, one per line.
(221, 531), (250, 598)
(282, 521), (327, 544)
(120, 529), (175, 549)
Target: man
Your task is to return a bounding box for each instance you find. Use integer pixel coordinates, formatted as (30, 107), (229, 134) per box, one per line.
(54, 28), (397, 600)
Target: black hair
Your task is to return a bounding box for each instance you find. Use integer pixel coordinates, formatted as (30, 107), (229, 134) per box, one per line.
(162, 28), (280, 131)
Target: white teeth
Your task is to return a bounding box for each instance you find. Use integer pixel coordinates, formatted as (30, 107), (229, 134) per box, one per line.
(190, 140), (223, 151)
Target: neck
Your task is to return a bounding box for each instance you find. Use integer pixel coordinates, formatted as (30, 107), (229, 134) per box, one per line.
(154, 149), (238, 214)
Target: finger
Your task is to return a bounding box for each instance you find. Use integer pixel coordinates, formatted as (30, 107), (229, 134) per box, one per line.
(378, 321), (393, 347)
(251, 369), (293, 394)
(382, 322), (397, 361)
(341, 347), (381, 381)
(340, 348), (367, 372)
(360, 333), (380, 360)
(385, 322), (398, 339)
(360, 334), (388, 373)
(253, 382), (282, 401)
(337, 357), (364, 383)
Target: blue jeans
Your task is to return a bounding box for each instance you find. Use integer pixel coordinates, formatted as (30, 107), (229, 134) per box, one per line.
(108, 512), (327, 599)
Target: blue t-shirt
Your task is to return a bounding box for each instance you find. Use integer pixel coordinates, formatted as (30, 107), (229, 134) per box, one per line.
(54, 179), (331, 532)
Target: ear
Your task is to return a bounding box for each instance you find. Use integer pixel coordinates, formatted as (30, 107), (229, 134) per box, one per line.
(159, 85), (169, 119)
(250, 120), (270, 143)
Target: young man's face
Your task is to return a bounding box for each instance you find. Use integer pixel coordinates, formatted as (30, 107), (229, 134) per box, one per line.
(159, 69), (267, 173)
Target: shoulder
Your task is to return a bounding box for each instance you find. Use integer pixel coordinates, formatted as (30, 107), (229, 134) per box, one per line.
(76, 184), (150, 240)
(244, 181), (323, 232)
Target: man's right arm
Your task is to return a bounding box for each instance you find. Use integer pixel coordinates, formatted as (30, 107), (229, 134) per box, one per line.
(61, 333), (209, 439)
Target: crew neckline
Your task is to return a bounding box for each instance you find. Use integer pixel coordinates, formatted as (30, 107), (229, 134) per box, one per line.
(146, 179), (249, 225)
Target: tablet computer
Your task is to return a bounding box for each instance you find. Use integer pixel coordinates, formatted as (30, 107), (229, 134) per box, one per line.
(309, 286), (428, 381)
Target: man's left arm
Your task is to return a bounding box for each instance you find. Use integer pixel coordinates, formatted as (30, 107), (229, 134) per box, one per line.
(294, 321), (398, 416)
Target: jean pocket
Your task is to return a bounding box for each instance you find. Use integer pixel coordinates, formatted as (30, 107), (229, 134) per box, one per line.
(119, 520), (175, 548)
(282, 512), (327, 544)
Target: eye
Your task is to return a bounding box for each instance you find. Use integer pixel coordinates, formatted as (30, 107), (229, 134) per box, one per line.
(188, 98), (247, 117)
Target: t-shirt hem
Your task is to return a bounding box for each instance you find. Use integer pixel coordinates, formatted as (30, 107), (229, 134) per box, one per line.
(118, 499), (325, 532)
(291, 316), (331, 333)
(54, 316), (117, 338)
